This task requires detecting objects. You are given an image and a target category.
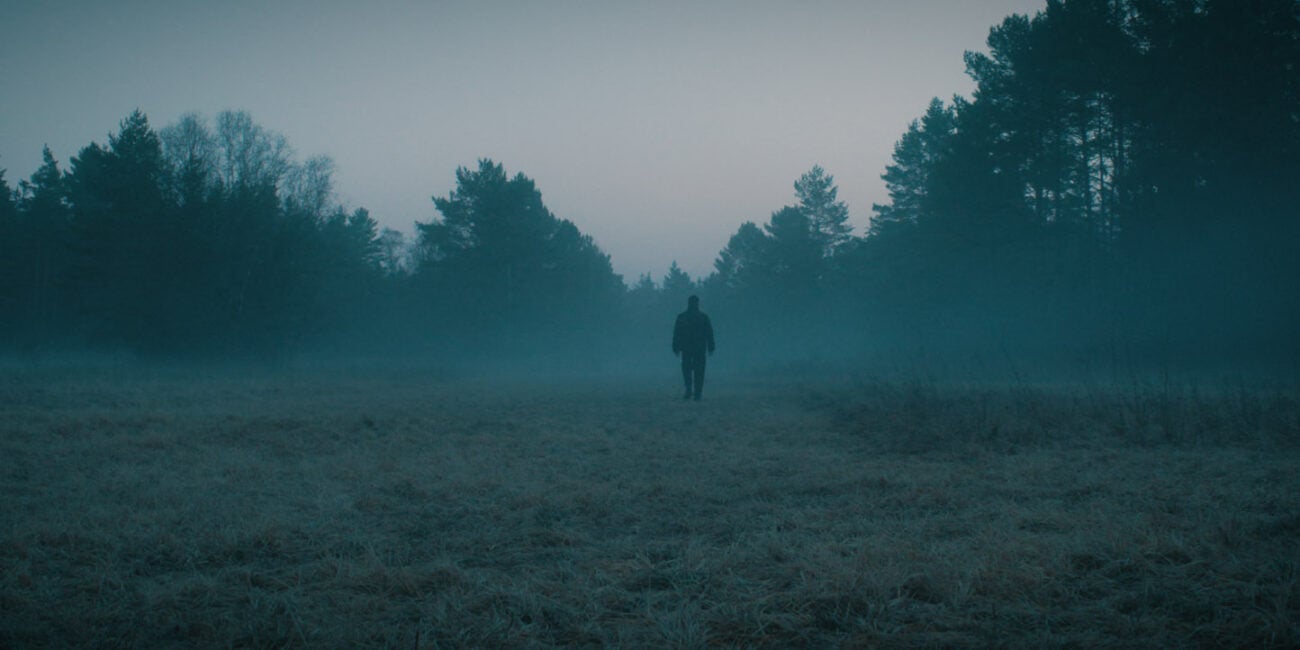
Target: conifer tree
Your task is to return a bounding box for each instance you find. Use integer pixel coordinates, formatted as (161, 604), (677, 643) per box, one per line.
(794, 165), (851, 256)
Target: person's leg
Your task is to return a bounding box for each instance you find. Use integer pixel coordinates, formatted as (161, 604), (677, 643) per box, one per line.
(681, 354), (693, 398)
(693, 355), (706, 400)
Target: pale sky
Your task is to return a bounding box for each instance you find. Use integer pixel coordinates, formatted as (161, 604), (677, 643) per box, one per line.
(2, 0), (1046, 281)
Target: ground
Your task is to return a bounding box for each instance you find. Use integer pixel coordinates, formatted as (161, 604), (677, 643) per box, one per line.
(1, 365), (1298, 647)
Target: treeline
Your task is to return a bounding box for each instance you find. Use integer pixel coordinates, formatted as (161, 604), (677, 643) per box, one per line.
(695, 0), (1299, 372)
(2, 0), (1297, 373)
(1, 111), (398, 356)
(0, 110), (624, 362)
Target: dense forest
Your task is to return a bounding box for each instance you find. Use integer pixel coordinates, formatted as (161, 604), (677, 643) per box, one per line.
(2, 0), (1297, 376)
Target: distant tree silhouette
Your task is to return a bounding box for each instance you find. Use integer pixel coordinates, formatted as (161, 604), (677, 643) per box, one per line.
(213, 110), (292, 193)
(852, 0), (1300, 364)
(2, 109), (389, 355)
(710, 165), (850, 303)
(0, 169), (15, 217)
(375, 228), (413, 277)
(763, 206), (821, 292)
(415, 159), (622, 356)
(794, 165), (852, 257)
(65, 111), (181, 347)
(870, 99), (955, 237)
(13, 147), (73, 344)
(160, 112), (217, 209)
(630, 272), (657, 297)
(0, 169), (16, 332)
(661, 261), (694, 305)
(712, 221), (769, 292)
(0, 170), (16, 259)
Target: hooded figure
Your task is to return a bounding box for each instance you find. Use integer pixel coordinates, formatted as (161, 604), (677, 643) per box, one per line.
(672, 295), (715, 400)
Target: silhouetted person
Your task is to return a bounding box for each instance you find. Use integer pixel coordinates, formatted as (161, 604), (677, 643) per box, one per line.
(672, 295), (715, 400)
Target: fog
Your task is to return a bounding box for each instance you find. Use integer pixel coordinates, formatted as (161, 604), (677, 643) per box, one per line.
(2, 2), (1298, 646)
(3, 1), (1296, 386)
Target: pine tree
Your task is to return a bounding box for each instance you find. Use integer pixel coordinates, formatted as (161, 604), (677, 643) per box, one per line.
(19, 146), (68, 217)
(793, 165), (851, 256)
(662, 261), (694, 300)
(160, 112), (216, 209)
(712, 221), (769, 291)
(416, 159), (621, 351)
(0, 169), (20, 333)
(0, 169), (16, 242)
(763, 206), (821, 290)
(871, 98), (956, 237)
(630, 272), (657, 297)
(14, 147), (72, 340)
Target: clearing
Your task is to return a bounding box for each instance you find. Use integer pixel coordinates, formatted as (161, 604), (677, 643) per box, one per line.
(2, 366), (1297, 647)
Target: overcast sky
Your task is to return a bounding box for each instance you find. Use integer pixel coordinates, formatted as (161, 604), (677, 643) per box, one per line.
(2, 0), (1046, 281)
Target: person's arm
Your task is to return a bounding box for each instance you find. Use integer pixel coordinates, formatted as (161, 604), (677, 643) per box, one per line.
(706, 315), (715, 354)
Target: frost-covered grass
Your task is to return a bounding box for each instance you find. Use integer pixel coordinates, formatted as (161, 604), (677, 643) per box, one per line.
(2, 366), (1297, 647)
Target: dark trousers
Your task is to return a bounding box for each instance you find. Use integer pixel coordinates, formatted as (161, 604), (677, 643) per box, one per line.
(681, 350), (706, 397)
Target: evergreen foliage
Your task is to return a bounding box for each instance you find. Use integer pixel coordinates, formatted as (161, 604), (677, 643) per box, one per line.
(414, 159), (623, 358)
(1, 0), (1294, 370)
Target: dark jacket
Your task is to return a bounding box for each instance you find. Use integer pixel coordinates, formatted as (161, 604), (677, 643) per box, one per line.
(673, 308), (715, 355)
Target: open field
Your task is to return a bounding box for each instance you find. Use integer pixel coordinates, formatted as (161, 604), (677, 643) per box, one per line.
(2, 366), (1298, 647)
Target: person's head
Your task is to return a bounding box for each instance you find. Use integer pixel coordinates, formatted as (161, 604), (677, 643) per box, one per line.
(687, 295), (700, 311)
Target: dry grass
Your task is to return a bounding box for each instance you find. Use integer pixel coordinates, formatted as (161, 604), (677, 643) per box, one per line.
(1, 366), (1298, 648)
